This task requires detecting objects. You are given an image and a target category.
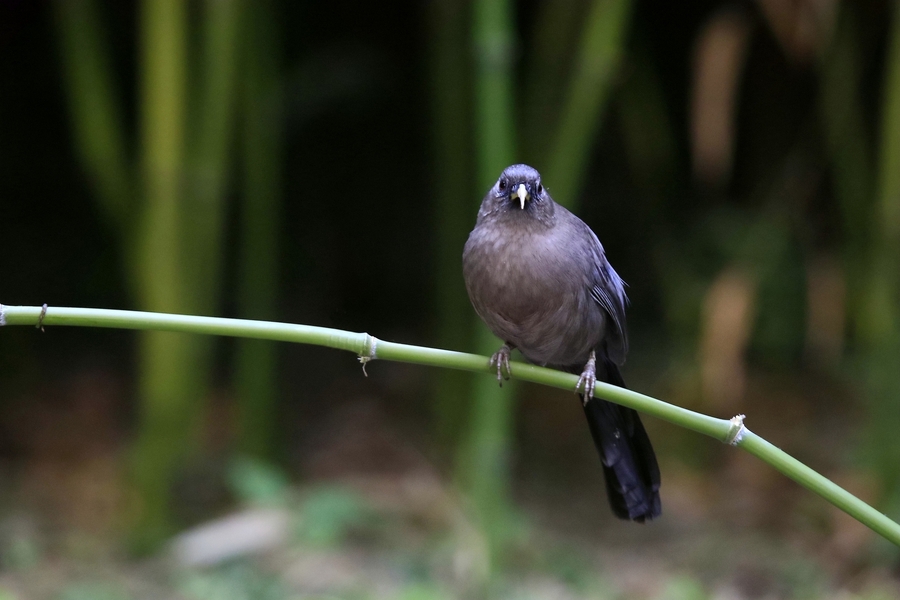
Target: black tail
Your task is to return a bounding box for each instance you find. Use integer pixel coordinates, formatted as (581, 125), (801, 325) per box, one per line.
(578, 358), (661, 522)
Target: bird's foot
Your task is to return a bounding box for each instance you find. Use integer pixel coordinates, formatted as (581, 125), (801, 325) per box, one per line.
(489, 344), (513, 385)
(575, 351), (597, 405)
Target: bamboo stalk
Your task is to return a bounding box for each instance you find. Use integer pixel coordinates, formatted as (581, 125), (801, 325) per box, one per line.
(545, 0), (633, 208)
(859, 1), (900, 506)
(467, 0), (518, 570)
(235, 0), (283, 459)
(428, 0), (475, 452)
(53, 0), (133, 232)
(184, 0), (243, 310)
(131, 0), (192, 550)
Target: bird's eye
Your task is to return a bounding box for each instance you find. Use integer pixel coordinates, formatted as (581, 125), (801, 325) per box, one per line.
(537, 183), (543, 194)
(498, 179), (507, 190)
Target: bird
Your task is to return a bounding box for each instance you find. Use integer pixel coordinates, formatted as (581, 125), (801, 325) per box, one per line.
(462, 163), (661, 522)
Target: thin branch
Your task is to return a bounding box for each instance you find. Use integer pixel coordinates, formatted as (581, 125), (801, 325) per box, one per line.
(1, 303), (899, 546)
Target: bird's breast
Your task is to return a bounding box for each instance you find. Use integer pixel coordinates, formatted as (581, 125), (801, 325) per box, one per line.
(463, 223), (604, 367)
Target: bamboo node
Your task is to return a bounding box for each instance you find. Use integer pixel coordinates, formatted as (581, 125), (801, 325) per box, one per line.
(725, 414), (746, 445)
(358, 333), (378, 376)
(37, 303), (48, 332)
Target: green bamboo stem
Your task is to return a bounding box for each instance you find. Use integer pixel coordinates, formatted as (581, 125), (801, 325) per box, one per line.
(3, 303), (899, 547)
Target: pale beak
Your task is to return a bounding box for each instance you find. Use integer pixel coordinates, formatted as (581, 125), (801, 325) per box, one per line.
(516, 183), (528, 209)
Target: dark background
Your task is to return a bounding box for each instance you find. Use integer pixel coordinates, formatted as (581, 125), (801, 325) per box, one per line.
(1, 0), (899, 597)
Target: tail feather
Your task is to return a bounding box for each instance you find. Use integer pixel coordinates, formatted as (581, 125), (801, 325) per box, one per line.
(578, 359), (661, 522)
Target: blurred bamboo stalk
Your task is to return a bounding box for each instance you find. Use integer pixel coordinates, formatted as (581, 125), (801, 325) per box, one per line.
(875, 6), (900, 263)
(822, 1), (900, 514)
(53, 0), (133, 234)
(136, 0), (187, 313)
(616, 43), (677, 204)
(699, 266), (756, 410)
(235, 0), (283, 460)
(428, 0), (474, 454)
(129, 0), (194, 550)
(184, 0), (244, 309)
(131, 0), (243, 549)
(55, 0), (244, 549)
(818, 3), (872, 278)
(860, 0), (900, 508)
(545, 0), (633, 207)
(472, 0), (516, 188)
(521, 0), (588, 166)
(689, 8), (750, 187)
(460, 0), (518, 572)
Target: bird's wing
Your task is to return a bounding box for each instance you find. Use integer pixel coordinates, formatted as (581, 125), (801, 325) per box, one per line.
(588, 246), (629, 365)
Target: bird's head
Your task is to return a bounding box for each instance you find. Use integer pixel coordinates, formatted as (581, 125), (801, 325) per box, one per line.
(491, 164), (547, 212)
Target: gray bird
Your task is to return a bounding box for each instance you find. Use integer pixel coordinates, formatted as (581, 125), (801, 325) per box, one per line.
(462, 164), (661, 522)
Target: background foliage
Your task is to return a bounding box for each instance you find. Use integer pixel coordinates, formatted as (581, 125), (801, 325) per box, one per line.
(1, 0), (900, 597)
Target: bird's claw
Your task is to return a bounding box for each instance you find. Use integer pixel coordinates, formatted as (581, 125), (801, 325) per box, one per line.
(489, 344), (513, 385)
(576, 351), (597, 405)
